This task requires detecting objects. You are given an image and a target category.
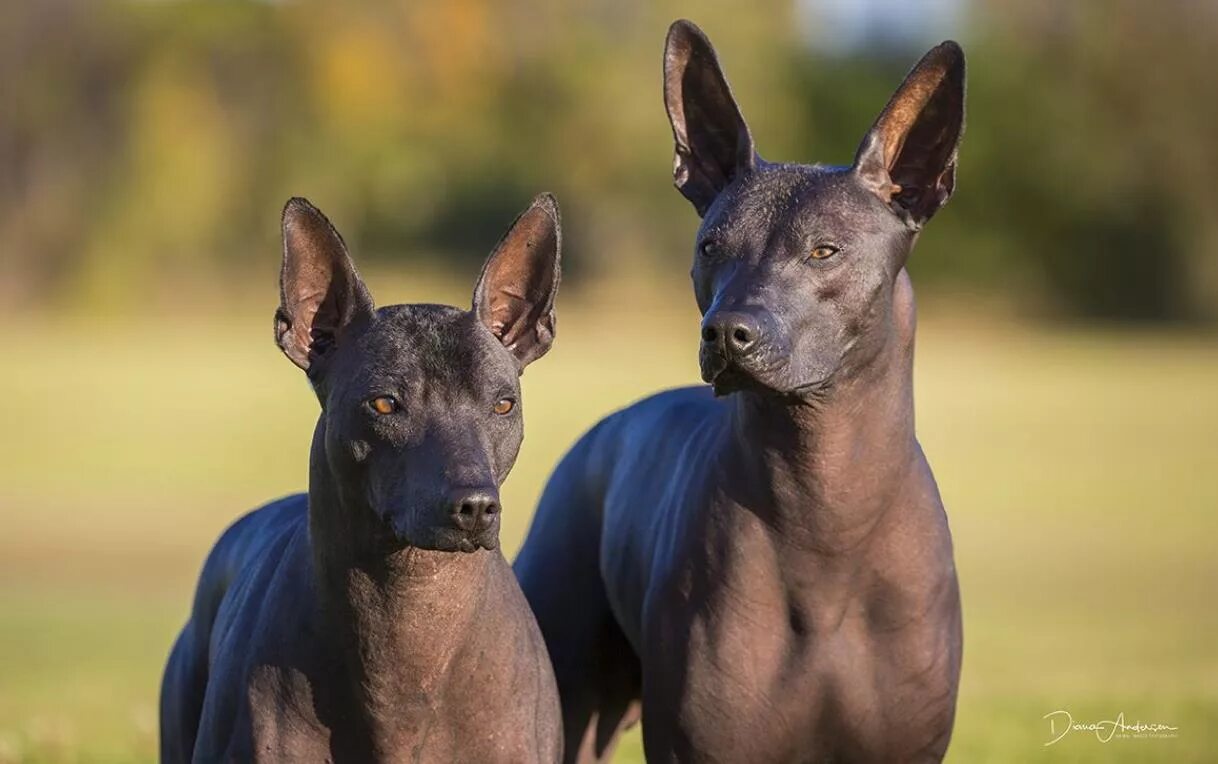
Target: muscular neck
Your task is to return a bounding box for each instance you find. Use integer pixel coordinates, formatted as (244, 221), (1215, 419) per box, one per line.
(726, 271), (919, 555)
(305, 427), (489, 756)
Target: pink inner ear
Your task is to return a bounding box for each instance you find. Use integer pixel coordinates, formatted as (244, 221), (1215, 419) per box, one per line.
(490, 290), (530, 345)
(663, 22), (755, 216)
(876, 66), (949, 172)
(857, 46), (963, 225)
(278, 200), (375, 371)
(480, 207), (556, 341)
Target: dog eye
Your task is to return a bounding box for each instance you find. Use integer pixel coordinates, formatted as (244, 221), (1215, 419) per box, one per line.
(699, 241), (721, 259)
(493, 397), (515, 416)
(809, 244), (839, 260)
(369, 396), (398, 415)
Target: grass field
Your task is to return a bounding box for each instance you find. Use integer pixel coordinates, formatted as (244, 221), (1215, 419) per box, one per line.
(1, 278), (1216, 762)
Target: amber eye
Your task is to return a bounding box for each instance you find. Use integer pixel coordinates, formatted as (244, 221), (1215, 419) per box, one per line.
(809, 244), (839, 260)
(493, 398), (515, 416)
(370, 396), (398, 415)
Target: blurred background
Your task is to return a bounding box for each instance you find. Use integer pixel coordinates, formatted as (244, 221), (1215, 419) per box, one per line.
(0, 0), (1215, 761)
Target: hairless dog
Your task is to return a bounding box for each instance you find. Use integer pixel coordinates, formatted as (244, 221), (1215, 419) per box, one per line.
(161, 195), (563, 762)
(516, 20), (965, 763)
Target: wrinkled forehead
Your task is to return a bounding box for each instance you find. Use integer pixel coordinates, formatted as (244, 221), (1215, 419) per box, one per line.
(342, 305), (512, 395)
(702, 164), (875, 241)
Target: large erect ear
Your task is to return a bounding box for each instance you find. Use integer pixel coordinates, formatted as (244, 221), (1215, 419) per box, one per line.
(853, 41), (965, 228)
(664, 19), (756, 216)
(473, 193), (561, 370)
(274, 198), (375, 376)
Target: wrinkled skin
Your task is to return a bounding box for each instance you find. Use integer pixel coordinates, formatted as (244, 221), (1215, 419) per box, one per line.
(692, 165), (910, 398)
(161, 195), (563, 762)
(515, 21), (964, 764)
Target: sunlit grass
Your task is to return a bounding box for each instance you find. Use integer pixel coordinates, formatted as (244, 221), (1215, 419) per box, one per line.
(1, 286), (1215, 761)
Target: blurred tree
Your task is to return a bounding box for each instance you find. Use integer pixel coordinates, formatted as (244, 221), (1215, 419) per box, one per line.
(0, 0), (1214, 321)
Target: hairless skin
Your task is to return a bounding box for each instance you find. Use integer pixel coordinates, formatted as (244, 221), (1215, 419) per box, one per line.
(161, 195), (564, 762)
(515, 21), (965, 763)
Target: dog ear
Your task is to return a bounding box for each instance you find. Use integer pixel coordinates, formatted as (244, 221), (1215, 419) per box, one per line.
(473, 193), (561, 370)
(664, 19), (756, 217)
(274, 198), (375, 376)
(853, 41), (965, 228)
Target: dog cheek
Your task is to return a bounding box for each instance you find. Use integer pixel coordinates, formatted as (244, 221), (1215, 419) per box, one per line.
(493, 424), (524, 483)
(349, 439), (371, 463)
(790, 330), (836, 385)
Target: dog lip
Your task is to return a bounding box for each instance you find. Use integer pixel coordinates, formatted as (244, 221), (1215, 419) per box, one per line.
(699, 351), (729, 384)
(454, 534), (498, 553)
(710, 362), (826, 399)
(787, 377), (833, 399)
(707, 351), (769, 382)
(708, 363), (763, 396)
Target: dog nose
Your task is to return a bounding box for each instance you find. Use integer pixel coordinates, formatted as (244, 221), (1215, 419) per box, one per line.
(702, 312), (761, 357)
(449, 489), (500, 533)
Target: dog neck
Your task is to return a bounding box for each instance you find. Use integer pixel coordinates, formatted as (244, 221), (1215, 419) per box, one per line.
(304, 423), (490, 756)
(725, 269), (920, 555)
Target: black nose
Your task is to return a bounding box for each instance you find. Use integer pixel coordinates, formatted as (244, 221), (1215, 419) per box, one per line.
(449, 489), (500, 533)
(701, 312), (761, 357)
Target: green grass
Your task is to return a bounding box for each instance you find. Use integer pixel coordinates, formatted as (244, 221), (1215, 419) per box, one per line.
(1, 285), (1216, 762)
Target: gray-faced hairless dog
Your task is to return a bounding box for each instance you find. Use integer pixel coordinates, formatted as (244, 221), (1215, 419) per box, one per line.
(515, 20), (964, 763)
(161, 194), (563, 762)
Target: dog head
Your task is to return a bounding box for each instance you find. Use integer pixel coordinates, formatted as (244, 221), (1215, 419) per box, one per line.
(274, 195), (560, 552)
(663, 20), (964, 397)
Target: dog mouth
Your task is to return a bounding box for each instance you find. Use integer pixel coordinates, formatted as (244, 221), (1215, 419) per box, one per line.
(706, 357), (831, 401)
(434, 526), (499, 553)
(703, 352), (786, 397)
(454, 532), (498, 553)
(386, 516), (499, 553)
(708, 364), (764, 396)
